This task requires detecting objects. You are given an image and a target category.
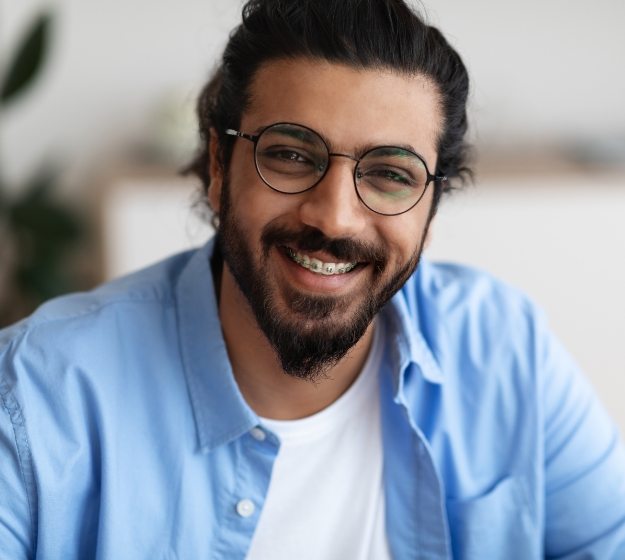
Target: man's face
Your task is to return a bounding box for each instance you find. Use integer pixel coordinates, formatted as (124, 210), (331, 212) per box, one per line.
(209, 58), (442, 380)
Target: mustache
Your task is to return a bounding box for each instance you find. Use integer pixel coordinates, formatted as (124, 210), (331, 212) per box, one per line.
(261, 225), (386, 266)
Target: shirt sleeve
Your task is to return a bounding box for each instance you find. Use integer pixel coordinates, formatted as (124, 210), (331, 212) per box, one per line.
(540, 314), (625, 559)
(0, 329), (36, 559)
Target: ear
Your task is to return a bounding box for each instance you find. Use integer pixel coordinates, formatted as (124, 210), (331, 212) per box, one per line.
(207, 128), (223, 214)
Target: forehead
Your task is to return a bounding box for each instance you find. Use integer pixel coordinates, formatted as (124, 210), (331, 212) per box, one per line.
(243, 58), (443, 161)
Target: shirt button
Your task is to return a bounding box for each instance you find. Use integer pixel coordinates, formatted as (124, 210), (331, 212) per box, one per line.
(236, 499), (255, 518)
(250, 427), (266, 441)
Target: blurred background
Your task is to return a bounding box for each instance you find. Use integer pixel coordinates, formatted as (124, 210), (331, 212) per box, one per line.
(1, 0), (624, 430)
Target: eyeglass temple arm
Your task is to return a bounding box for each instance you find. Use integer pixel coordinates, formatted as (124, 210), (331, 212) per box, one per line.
(429, 172), (448, 185)
(225, 129), (258, 143)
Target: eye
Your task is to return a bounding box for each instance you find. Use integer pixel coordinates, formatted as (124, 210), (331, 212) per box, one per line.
(355, 164), (420, 202)
(257, 145), (323, 178)
(262, 147), (311, 164)
(258, 146), (319, 169)
(369, 167), (412, 185)
(358, 166), (416, 186)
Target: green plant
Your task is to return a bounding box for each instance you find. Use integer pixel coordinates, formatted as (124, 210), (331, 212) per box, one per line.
(0, 12), (85, 326)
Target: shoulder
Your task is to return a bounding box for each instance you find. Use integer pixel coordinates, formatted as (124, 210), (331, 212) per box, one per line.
(0, 249), (198, 404)
(2, 249), (194, 351)
(0, 249), (205, 555)
(25, 249), (194, 327)
(413, 258), (533, 316)
(396, 259), (552, 444)
(397, 262), (544, 479)
(404, 259), (540, 361)
(0, 246), (201, 456)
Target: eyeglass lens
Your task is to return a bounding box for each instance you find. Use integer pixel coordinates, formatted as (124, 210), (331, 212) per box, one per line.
(254, 123), (428, 215)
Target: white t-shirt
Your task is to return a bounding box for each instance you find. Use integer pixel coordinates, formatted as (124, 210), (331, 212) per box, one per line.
(246, 323), (390, 560)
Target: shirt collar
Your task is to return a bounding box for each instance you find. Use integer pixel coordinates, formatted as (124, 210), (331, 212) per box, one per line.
(382, 268), (445, 399)
(175, 238), (258, 453)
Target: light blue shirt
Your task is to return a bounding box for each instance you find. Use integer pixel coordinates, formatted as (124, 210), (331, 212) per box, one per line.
(1, 238), (624, 559)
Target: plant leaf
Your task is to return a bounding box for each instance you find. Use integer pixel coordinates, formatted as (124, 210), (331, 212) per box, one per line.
(0, 12), (52, 106)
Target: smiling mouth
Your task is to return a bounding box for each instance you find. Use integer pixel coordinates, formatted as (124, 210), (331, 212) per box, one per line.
(284, 247), (359, 276)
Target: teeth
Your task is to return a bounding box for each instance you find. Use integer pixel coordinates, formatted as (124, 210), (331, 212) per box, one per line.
(286, 248), (357, 275)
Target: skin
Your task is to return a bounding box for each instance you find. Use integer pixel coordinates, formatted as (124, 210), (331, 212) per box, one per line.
(209, 58), (443, 419)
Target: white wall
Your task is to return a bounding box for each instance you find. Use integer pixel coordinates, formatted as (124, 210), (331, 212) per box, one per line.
(1, 0), (240, 187)
(425, 0), (625, 144)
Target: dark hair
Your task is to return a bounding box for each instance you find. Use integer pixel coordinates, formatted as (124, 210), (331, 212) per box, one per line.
(187, 0), (472, 214)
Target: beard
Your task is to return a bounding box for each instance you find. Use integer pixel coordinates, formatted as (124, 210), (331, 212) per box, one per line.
(216, 179), (428, 382)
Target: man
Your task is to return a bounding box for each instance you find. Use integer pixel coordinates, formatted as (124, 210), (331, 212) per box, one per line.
(1, 0), (624, 558)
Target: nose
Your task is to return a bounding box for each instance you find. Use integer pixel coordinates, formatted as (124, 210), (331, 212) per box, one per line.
(297, 155), (368, 239)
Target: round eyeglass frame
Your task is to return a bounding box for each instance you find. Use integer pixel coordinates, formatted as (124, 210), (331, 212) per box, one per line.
(225, 122), (447, 216)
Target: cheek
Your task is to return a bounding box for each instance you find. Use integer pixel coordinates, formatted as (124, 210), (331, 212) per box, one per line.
(382, 200), (434, 261)
(382, 225), (424, 263)
(225, 163), (259, 215)
(227, 169), (293, 233)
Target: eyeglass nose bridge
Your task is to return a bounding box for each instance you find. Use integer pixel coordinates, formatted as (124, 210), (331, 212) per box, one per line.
(321, 149), (360, 178)
(315, 152), (362, 190)
(315, 151), (359, 174)
(311, 151), (360, 181)
(328, 151), (359, 163)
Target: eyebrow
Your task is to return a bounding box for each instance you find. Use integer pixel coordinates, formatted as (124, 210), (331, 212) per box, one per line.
(270, 126), (320, 144)
(323, 134), (422, 161)
(351, 143), (419, 157)
(253, 123), (428, 163)
(344, 142), (431, 171)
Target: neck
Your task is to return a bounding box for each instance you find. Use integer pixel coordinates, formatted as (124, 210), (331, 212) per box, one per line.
(217, 264), (375, 420)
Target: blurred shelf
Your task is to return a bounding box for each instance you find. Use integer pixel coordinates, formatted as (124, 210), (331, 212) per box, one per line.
(474, 146), (625, 183)
(96, 166), (212, 279)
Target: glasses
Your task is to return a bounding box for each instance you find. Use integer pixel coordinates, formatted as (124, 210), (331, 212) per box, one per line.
(225, 122), (446, 216)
